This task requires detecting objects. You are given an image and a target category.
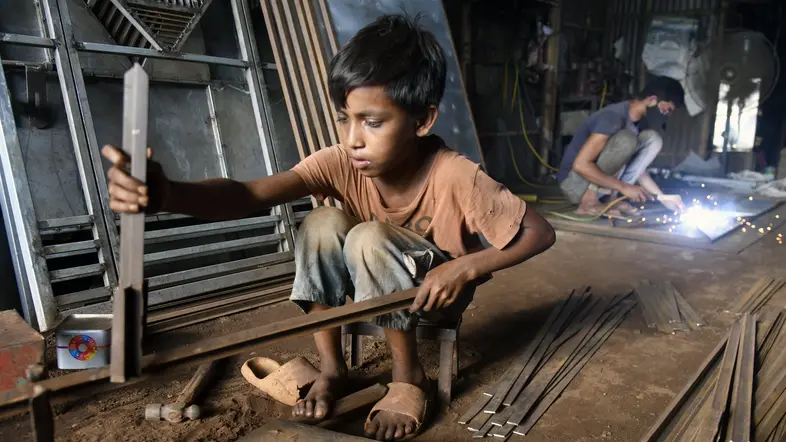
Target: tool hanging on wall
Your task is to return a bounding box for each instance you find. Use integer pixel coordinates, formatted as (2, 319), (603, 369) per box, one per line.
(110, 63), (149, 384)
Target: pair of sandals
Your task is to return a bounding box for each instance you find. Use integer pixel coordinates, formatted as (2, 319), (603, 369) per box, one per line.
(241, 356), (433, 441)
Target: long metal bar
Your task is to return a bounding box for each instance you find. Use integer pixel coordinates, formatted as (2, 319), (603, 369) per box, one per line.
(0, 52), (58, 329)
(0, 287), (420, 412)
(50, 263), (105, 283)
(205, 85), (229, 178)
(38, 215), (93, 231)
(729, 314), (755, 442)
(231, 0), (297, 251)
(110, 63), (149, 384)
(147, 251), (292, 289)
(74, 41), (258, 68)
(143, 215), (279, 244)
(148, 260), (295, 306)
(143, 233), (283, 265)
(42, 240), (99, 258)
(55, 287), (112, 308)
(0, 33), (55, 49)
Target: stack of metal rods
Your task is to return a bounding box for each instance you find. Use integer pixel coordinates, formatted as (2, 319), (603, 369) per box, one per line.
(635, 280), (705, 334)
(729, 277), (786, 315)
(259, 0), (340, 207)
(456, 288), (635, 440)
(640, 310), (786, 442)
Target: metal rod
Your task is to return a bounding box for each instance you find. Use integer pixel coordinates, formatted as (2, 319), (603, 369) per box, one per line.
(42, 240), (100, 258)
(38, 215), (93, 231)
(74, 42), (256, 68)
(0, 33), (55, 49)
(146, 251), (292, 289)
(143, 233), (283, 265)
(55, 287), (112, 308)
(0, 287), (421, 412)
(143, 215), (279, 244)
(148, 260), (295, 306)
(110, 63), (150, 384)
(49, 264), (105, 283)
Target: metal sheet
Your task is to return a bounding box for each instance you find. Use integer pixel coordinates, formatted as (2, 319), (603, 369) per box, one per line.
(0, 0), (49, 64)
(85, 80), (222, 181)
(142, 24), (211, 83)
(6, 72), (89, 220)
(319, 0), (485, 167)
(210, 84), (271, 180)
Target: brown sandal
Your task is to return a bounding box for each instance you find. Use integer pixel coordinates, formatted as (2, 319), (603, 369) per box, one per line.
(364, 382), (434, 441)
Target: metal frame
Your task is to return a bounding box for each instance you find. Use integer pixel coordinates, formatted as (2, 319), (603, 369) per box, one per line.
(1, 0), (304, 329)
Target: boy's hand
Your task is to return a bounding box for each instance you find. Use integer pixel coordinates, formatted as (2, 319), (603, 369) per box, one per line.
(102, 145), (170, 214)
(619, 184), (653, 203)
(409, 260), (473, 313)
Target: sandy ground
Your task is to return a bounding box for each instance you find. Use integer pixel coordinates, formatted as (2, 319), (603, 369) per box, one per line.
(0, 227), (784, 441)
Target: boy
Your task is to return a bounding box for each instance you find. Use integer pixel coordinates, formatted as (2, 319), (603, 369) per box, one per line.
(103, 14), (555, 441)
(556, 76), (687, 216)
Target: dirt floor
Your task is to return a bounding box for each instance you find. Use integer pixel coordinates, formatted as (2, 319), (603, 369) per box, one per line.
(1, 226), (784, 441)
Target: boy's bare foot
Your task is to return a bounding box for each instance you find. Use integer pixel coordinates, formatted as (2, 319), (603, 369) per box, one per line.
(292, 368), (346, 420)
(365, 364), (429, 440)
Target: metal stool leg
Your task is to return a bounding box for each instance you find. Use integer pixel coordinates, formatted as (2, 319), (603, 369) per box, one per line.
(438, 339), (453, 405)
(349, 333), (363, 368)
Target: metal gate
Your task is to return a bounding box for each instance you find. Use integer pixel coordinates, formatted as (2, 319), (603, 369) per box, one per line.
(0, 0), (308, 331)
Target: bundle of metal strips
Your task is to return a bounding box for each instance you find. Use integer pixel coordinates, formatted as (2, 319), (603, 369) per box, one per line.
(729, 276), (786, 315)
(456, 288), (635, 440)
(259, 0), (340, 208)
(635, 280), (705, 334)
(641, 311), (786, 442)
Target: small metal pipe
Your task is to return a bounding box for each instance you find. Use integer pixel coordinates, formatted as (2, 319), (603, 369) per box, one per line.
(74, 41), (257, 68)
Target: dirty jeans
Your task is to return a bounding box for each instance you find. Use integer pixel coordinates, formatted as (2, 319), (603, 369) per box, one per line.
(559, 129), (663, 204)
(290, 207), (476, 331)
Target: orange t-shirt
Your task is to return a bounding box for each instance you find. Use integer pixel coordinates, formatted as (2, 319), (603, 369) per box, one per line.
(291, 141), (527, 259)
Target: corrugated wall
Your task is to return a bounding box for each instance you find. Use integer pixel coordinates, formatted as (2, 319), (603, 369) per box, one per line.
(605, 0), (722, 167)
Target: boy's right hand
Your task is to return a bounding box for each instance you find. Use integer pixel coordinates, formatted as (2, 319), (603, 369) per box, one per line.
(619, 183), (653, 203)
(102, 145), (170, 214)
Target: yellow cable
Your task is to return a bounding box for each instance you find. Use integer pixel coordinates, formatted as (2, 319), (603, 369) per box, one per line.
(599, 81), (608, 109)
(513, 66), (559, 172)
(510, 68), (519, 110)
(546, 196), (629, 222)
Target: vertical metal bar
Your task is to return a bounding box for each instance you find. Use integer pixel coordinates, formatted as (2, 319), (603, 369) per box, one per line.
(539, 1), (561, 178)
(231, 0), (296, 252)
(42, 0), (121, 292)
(0, 52), (58, 330)
(52, 0), (123, 267)
(110, 64), (149, 383)
(205, 85), (229, 178)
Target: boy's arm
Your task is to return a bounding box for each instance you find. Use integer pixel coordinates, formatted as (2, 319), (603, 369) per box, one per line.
(410, 209), (555, 313)
(103, 145), (311, 220)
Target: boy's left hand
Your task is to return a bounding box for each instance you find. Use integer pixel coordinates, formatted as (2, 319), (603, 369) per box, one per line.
(409, 260), (473, 313)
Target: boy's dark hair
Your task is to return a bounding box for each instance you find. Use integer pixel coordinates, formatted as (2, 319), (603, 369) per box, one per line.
(636, 76), (686, 108)
(328, 14), (447, 118)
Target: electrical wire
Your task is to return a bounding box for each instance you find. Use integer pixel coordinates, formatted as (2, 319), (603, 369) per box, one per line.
(514, 65), (559, 172)
(599, 81), (607, 108)
(546, 196), (629, 222)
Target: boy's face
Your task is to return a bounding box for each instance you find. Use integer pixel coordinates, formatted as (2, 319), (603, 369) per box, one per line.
(335, 86), (436, 178)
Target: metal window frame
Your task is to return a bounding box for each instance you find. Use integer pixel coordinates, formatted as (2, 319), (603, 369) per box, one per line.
(1, 0), (304, 329)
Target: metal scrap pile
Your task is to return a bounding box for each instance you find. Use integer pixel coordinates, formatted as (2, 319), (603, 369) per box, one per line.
(457, 287), (634, 440)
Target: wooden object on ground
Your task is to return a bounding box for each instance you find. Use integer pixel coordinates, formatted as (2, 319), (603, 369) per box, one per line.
(0, 288), (420, 414)
(238, 419), (371, 441)
(0, 310), (45, 393)
(456, 288), (634, 438)
(110, 63), (149, 384)
(634, 280), (703, 334)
